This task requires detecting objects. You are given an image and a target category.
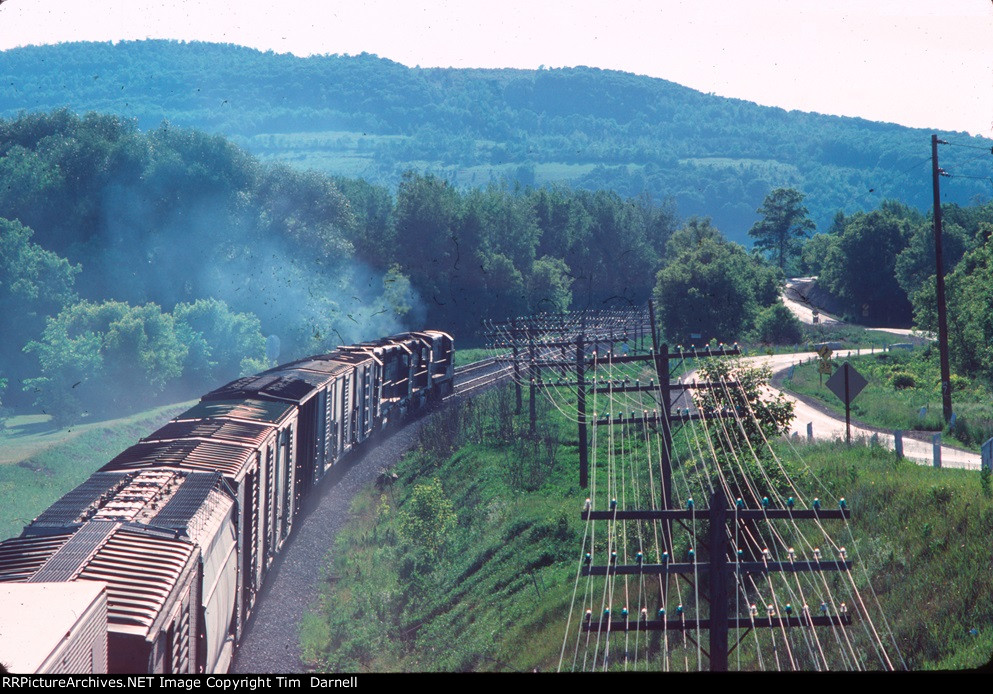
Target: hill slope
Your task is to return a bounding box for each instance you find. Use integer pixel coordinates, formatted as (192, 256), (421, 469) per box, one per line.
(2, 40), (990, 242)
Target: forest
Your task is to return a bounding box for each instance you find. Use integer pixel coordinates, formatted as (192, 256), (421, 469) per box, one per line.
(0, 40), (991, 244)
(2, 109), (992, 431)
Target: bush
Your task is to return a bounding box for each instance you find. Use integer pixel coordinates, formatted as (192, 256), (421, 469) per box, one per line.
(891, 372), (916, 389)
(753, 303), (803, 345)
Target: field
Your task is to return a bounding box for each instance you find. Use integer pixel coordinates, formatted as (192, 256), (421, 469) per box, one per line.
(0, 402), (195, 541)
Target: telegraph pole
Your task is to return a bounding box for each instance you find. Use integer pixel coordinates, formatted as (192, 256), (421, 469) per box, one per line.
(931, 134), (953, 424)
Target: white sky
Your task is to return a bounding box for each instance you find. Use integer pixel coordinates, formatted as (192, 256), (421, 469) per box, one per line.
(1, 0), (991, 137)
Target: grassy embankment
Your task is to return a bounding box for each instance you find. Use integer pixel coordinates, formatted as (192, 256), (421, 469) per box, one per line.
(781, 346), (993, 452)
(0, 402), (195, 541)
(300, 384), (993, 672)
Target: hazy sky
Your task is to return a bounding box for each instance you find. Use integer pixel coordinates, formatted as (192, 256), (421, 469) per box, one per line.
(1, 0), (991, 137)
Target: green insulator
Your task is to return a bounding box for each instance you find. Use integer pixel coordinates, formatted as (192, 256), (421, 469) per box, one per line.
(787, 497), (795, 509)
(610, 498), (618, 510)
(813, 498), (821, 510)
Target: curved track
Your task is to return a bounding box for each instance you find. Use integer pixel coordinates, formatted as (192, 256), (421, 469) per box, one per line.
(231, 358), (510, 673)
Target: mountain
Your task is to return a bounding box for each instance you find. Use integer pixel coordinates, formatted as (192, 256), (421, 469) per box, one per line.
(1, 39), (990, 243)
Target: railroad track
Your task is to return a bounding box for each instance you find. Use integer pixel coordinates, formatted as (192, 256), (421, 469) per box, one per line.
(450, 356), (513, 398)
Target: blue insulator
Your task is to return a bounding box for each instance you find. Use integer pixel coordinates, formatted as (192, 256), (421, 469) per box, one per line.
(785, 604), (794, 615)
(584, 552), (592, 565)
(813, 498), (821, 510)
(688, 548), (695, 560)
(839, 498), (848, 509)
(787, 497), (795, 509)
(621, 607), (629, 618)
(661, 552), (669, 563)
(762, 496), (771, 509)
(737, 548), (744, 559)
(610, 498), (618, 510)
(636, 552), (644, 564)
(687, 497), (694, 509)
(820, 602), (828, 613)
(585, 609), (592, 622)
(610, 551), (618, 564)
(657, 608), (666, 618)
(735, 497), (745, 509)
(604, 608), (611, 617)
(676, 605), (684, 616)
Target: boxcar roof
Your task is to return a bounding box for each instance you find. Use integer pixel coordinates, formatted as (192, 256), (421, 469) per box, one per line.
(176, 398), (296, 426)
(0, 524), (197, 637)
(143, 418), (275, 448)
(100, 439), (258, 481)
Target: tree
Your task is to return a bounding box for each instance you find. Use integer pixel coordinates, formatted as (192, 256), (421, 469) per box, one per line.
(173, 298), (268, 389)
(655, 223), (782, 343)
(753, 303), (803, 345)
(528, 255), (573, 313)
(820, 208), (913, 326)
(748, 188), (815, 272)
(0, 218), (80, 406)
(24, 300), (187, 423)
(913, 236), (993, 381)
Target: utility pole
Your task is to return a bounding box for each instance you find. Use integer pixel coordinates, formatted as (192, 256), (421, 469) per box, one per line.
(931, 134), (953, 424)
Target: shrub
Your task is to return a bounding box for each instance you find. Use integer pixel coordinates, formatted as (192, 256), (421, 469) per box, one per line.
(891, 372), (916, 389)
(753, 303), (804, 345)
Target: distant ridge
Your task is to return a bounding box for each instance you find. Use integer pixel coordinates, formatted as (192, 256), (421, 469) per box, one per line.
(2, 39), (990, 241)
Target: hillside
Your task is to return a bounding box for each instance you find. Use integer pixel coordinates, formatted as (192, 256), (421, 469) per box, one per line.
(1, 40), (990, 243)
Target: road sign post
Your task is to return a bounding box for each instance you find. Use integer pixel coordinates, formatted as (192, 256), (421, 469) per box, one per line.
(826, 362), (868, 445)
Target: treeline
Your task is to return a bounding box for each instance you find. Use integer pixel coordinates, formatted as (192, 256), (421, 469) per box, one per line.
(795, 199), (993, 381)
(0, 110), (798, 425)
(0, 110), (413, 423)
(1, 40), (990, 243)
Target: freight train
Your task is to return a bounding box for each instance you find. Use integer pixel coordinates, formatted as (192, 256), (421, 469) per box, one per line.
(0, 330), (454, 674)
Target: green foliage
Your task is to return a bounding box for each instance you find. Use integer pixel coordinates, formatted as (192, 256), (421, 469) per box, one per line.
(3, 41), (991, 246)
(783, 348), (993, 451)
(891, 372), (916, 390)
(654, 219), (782, 342)
(396, 478), (457, 558)
(819, 206), (914, 326)
(913, 234), (993, 382)
(0, 218), (80, 404)
(696, 356), (794, 454)
(24, 300), (187, 423)
(172, 298), (268, 387)
(528, 255), (573, 313)
(752, 302), (803, 345)
(748, 187), (815, 272)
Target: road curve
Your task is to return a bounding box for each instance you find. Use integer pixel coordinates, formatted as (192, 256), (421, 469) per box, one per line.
(746, 350), (980, 470)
